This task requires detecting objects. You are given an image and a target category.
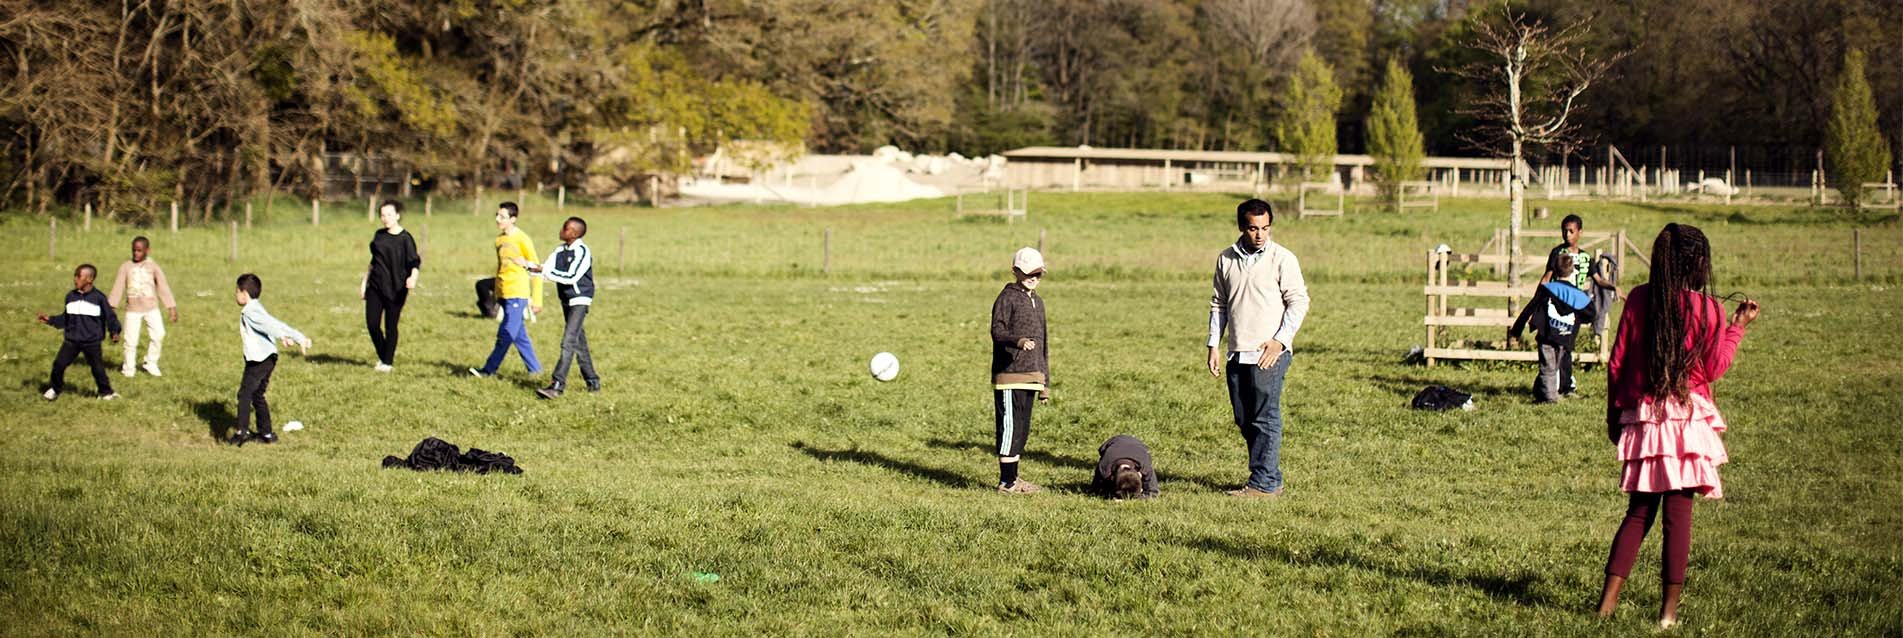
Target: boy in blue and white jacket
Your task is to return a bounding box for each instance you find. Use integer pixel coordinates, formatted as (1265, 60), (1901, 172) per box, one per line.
(37, 264), (121, 400)
(1510, 256), (1598, 403)
(231, 273), (310, 445)
(522, 216), (597, 398)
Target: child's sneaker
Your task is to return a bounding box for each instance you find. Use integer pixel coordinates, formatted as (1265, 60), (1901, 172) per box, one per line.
(468, 368), (491, 378)
(374, 363), (393, 373)
(997, 480), (1043, 494)
(41, 388), (57, 401)
(535, 384), (563, 400)
(141, 362), (162, 377)
(121, 366), (136, 378)
(100, 393), (120, 401)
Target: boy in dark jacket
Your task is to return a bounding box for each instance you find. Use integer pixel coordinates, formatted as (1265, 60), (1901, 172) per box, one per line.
(1092, 434), (1159, 499)
(37, 264), (122, 400)
(522, 216), (598, 398)
(1511, 255), (1598, 403)
(990, 247), (1049, 494)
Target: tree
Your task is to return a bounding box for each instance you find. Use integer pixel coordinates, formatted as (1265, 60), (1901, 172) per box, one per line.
(1825, 49), (1891, 209)
(1275, 51), (1341, 181)
(1443, 6), (1625, 284)
(1367, 57), (1425, 205)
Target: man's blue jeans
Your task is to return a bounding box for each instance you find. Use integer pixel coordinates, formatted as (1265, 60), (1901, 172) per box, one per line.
(1226, 352), (1292, 492)
(481, 298), (542, 374)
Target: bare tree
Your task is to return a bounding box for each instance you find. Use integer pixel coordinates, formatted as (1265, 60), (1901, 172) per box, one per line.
(1203, 0), (1314, 69)
(1442, 6), (1628, 284)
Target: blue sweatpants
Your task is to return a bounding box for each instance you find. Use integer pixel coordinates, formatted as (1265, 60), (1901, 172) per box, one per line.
(480, 298), (542, 374)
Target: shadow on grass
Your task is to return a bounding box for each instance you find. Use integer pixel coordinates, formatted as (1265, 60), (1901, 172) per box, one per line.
(790, 441), (974, 489)
(305, 352), (369, 367)
(192, 399), (234, 441)
(1180, 534), (1560, 608)
(921, 437), (1233, 494)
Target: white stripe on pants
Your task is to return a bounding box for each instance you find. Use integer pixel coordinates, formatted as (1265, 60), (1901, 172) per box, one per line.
(122, 308), (165, 371)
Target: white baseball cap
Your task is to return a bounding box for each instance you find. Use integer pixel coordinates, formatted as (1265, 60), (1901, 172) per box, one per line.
(1013, 247), (1045, 275)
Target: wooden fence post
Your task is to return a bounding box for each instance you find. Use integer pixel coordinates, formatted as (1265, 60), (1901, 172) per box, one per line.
(1038, 228), (1046, 254)
(83, 203), (93, 231)
(474, 185), (484, 216)
(244, 201), (253, 229)
(617, 226), (627, 274)
(228, 221), (238, 262)
(425, 193), (433, 217)
(48, 218), (56, 259)
(421, 222), (429, 259)
(823, 228), (832, 274)
(170, 201), (179, 232)
(367, 197), (374, 221)
(311, 199), (321, 226)
(558, 185), (566, 210)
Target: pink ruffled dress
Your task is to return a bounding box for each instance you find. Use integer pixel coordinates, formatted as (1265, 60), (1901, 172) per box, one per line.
(1616, 394), (1728, 498)
(1606, 286), (1746, 499)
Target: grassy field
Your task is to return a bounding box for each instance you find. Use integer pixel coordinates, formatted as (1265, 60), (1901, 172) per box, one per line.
(1, 193), (1899, 635)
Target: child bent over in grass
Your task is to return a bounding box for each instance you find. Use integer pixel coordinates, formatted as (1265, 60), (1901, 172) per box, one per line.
(1091, 434), (1159, 500)
(230, 273), (310, 446)
(38, 264), (120, 400)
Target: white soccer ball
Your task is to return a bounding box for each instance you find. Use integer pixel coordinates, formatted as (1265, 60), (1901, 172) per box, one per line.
(869, 352), (900, 382)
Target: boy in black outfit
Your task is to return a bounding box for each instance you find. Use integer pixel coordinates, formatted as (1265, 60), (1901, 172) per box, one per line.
(1510, 256), (1597, 403)
(37, 264), (121, 400)
(990, 247), (1050, 494)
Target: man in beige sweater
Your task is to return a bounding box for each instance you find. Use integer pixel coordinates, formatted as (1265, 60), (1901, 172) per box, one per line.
(107, 236), (178, 377)
(1206, 199), (1309, 498)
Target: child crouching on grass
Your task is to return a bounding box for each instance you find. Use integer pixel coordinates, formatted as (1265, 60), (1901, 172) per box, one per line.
(230, 273), (310, 446)
(38, 264), (121, 401)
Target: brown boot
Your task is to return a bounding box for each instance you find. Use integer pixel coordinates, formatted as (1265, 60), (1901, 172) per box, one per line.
(1596, 574), (1625, 617)
(1659, 583), (1683, 628)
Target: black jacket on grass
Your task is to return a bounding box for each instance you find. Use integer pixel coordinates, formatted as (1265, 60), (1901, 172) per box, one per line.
(989, 282), (1049, 385)
(47, 288), (120, 345)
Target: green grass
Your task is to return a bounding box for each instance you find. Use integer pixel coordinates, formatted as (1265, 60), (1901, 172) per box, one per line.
(1, 193), (1899, 635)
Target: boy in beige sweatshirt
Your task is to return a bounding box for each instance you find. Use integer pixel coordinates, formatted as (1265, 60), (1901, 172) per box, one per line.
(107, 236), (178, 377)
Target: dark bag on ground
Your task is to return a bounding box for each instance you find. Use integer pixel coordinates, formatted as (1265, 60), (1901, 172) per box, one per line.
(382, 437), (523, 474)
(475, 278), (500, 318)
(1410, 385), (1474, 411)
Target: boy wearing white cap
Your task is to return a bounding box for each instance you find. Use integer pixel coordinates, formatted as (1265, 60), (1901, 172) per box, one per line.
(989, 247), (1050, 494)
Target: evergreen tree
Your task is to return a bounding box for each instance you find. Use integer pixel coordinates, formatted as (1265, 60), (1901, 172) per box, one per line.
(1367, 57), (1425, 205)
(1826, 48), (1892, 209)
(1275, 51), (1342, 182)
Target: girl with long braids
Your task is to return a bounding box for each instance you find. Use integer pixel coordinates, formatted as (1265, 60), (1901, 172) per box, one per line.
(1595, 223), (1760, 627)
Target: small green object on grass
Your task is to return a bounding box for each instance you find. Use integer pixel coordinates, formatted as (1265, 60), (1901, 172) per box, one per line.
(692, 572), (720, 583)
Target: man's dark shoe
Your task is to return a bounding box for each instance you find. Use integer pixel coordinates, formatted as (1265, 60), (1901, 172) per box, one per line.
(535, 384), (563, 400)
(585, 379), (601, 393)
(227, 430), (252, 446)
(255, 432), (278, 445)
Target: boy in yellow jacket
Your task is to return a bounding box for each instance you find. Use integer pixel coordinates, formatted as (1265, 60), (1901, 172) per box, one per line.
(471, 202), (544, 377)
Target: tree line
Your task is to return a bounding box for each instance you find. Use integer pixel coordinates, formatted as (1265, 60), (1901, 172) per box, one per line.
(1, 0), (1897, 221)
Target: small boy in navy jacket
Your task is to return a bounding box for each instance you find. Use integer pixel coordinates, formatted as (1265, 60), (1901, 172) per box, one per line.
(37, 264), (122, 400)
(1511, 256), (1598, 403)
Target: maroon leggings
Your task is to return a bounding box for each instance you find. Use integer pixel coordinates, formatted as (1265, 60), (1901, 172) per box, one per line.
(1605, 490), (1696, 585)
